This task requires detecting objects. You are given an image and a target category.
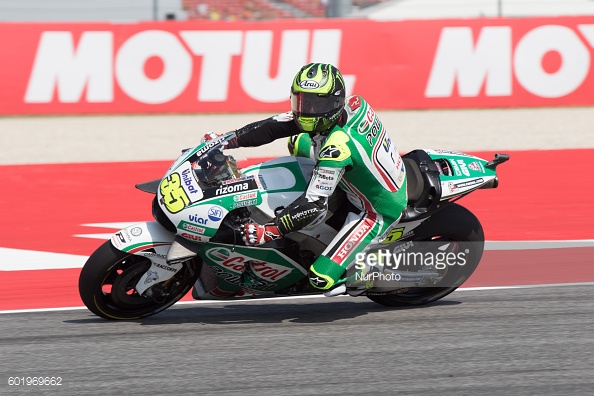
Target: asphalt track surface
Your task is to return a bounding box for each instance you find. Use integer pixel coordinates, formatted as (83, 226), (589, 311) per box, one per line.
(1, 108), (594, 395)
(1, 285), (594, 395)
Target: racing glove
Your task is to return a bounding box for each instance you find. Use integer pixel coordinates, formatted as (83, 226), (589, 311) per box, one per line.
(201, 131), (239, 149)
(242, 223), (282, 245)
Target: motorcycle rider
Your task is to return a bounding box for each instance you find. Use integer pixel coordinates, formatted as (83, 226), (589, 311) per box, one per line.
(205, 63), (408, 295)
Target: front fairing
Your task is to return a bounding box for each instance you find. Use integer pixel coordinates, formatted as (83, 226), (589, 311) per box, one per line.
(156, 132), (247, 242)
(155, 133), (313, 244)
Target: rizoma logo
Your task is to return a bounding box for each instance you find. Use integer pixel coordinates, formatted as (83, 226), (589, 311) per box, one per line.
(216, 182), (249, 196)
(299, 80), (320, 89)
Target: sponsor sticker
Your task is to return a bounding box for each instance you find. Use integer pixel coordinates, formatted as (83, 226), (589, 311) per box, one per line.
(144, 270), (160, 285)
(141, 251), (167, 260)
(232, 199), (258, 209)
(468, 161), (485, 173)
(258, 174), (269, 190)
(233, 191), (258, 202)
(221, 175), (255, 185)
(365, 116), (382, 146)
(195, 137), (226, 158)
(319, 145), (341, 159)
(337, 223), (371, 261)
(203, 177), (258, 199)
(160, 173), (190, 213)
(348, 96), (361, 111)
(130, 227), (142, 237)
(206, 247), (232, 262)
(434, 149), (472, 157)
(115, 231), (128, 244)
(448, 178), (484, 192)
(456, 159), (470, 176)
(181, 232), (202, 242)
(449, 160), (462, 176)
(248, 260), (292, 282)
(208, 206), (224, 222)
(188, 214), (209, 225)
(181, 168), (202, 196)
(180, 221), (205, 235)
(299, 80), (320, 89)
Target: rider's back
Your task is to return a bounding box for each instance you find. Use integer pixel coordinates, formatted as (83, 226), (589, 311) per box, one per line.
(321, 95), (408, 217)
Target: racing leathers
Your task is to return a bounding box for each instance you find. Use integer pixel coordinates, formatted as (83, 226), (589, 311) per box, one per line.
(235, 95), (408, 291)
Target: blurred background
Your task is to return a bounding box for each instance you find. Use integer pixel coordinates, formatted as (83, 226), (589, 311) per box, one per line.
(2, 0), (594, 22)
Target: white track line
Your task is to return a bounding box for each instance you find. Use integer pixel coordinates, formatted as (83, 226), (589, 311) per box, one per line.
(1, 282), (593, 315)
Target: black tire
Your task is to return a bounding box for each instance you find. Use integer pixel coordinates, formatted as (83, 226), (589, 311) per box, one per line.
(79, 241), (200, 320)
(367, 203), (485, 307)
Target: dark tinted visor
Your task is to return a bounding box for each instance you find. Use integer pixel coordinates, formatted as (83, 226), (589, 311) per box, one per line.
(291, 92), (340, 117)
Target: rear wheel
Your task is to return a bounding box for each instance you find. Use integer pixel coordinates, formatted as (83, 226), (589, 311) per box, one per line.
(79, 241), (200, 320)
(367, 203), (484, 307)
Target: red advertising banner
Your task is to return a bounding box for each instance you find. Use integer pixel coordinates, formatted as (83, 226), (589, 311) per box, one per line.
(2, 17), (594, 115)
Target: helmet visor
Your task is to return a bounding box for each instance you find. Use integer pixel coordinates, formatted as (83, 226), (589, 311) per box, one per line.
(291, 91), (341, 117)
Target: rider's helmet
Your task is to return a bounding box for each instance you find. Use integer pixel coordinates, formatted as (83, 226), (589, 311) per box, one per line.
(290, 63), (346, 134)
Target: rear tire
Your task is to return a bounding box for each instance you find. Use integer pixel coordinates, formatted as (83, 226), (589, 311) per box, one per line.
(367, 203), (484, 307)
(79, 241), (200, 320)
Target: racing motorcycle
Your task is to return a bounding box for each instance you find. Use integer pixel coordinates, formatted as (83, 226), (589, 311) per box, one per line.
(78, 132), (509, 320)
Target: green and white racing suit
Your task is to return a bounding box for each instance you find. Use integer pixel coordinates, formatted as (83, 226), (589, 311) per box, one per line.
(235, 95), (408, 290)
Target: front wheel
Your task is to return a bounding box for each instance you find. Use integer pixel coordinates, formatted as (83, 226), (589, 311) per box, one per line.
(367, 203), (485, 307)
(79, 241), (200, 320)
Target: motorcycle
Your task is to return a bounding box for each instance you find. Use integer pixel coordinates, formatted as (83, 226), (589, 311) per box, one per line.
(78, 132), (509, 320)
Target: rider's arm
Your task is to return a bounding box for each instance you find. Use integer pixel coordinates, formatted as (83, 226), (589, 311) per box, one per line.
(274, 129), (354, 234)
(235, 112), (302, 148)
(274, 166), (344, 235)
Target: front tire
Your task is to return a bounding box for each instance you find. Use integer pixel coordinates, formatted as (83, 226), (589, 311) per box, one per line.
(79, 241), (200, 320)
(367, 203), (485, 307)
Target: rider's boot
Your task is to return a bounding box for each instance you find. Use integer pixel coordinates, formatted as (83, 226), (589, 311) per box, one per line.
(309, 256), (347, 296)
